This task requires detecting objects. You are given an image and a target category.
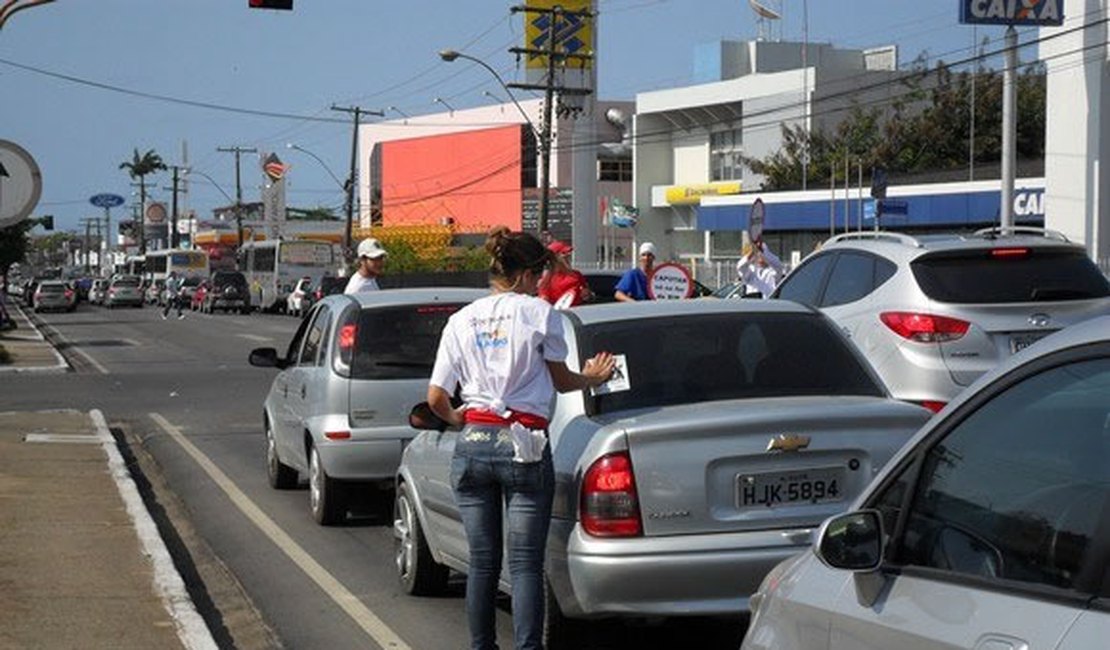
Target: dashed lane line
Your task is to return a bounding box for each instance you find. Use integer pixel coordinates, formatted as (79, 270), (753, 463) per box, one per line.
(148, 412), (412, 650)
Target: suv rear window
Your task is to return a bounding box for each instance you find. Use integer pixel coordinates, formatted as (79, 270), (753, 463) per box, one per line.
(212, 272), (247, 287)
(114, 277), (140, 287)
(349, 304), (464, 380)
(912, 249), (1110, 304)
(581, 313), (884, 415)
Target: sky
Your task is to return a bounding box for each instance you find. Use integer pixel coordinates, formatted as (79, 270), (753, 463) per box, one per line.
(1, 0), (1011, 236)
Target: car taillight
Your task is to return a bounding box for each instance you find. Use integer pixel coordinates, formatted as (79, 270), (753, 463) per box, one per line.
(64, 289), (74, 298)
(880, 312), (969, 343)
(581, 452), (642, 538)
(325, 430), (351, 441)
(918, 401), (947, 414)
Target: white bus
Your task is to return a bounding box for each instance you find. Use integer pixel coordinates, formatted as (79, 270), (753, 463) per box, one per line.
(238, 239), (341, 311)
(144, 248), (210, 282)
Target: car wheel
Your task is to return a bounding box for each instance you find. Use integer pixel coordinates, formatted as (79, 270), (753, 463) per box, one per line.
(544, 578), (587, 650)
(266, 420), (297, 489)
(309, 444), (346, 525)
(394, 481), (448, 596)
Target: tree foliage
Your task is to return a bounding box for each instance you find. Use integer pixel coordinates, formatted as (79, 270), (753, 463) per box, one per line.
(745, 62), (1046, 190)
(119, 148), (167, 253)
(0, 220), (34, 287)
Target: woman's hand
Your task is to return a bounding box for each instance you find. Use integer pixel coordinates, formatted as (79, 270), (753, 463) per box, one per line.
(582, 351), (616, 387)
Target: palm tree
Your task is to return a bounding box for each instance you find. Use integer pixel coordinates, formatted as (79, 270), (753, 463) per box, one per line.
(119, 148), (167, 255)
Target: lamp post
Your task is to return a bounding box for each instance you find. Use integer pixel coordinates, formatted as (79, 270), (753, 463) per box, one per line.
(439, 48), (549, 235)
(184, 168), (239, 265)
(286, 143), (346, 192)
(433, 97), (456, 115)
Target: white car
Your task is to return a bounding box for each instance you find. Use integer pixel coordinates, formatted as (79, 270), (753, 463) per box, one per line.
(285, 276), (312, 317)
(742, 314), (1110, 650)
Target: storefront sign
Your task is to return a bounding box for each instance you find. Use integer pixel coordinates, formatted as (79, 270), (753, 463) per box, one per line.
(648, 263), (694, 300)
(960, 0), (1063, 26)
(665, 182), (742, 206)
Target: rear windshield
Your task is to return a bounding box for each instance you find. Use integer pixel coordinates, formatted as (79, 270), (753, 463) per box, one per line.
(349, 304), (464, 380)
(39, 284), (64, 293)
(912, 249), (1110, 304)
(213, 273), (247, 287)
(114, 278), (140, 287)
(581, 313), (884, 415)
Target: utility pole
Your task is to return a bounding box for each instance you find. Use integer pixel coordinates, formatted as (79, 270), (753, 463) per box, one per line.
(1000, 25), (1018, 230)
(163, 165), (185, 249)
(217, 146), (257, 253)
(331, 105), (384, 260)
(509, 4), (593, 237)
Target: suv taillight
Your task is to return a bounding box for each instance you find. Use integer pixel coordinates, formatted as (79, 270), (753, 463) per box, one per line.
(581, 452), (642, 538)
(880, 312), (969, 343)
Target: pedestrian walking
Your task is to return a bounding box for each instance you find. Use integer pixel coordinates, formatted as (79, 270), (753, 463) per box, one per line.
(538, 240), (591, 308)
(344, 238), (388, 294)
(162, 271), (186, 320)
(614, 241), (656, 302)
(736, 240), (785, 298)
(427, 226), (615, 650)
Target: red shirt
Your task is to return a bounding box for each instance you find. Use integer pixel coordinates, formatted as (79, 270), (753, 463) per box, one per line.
(539, 269), (589, 307)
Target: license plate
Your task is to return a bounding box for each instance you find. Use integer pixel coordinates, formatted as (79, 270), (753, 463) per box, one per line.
(736, 467), (845, 509)
(1010, 332), (1050, 354)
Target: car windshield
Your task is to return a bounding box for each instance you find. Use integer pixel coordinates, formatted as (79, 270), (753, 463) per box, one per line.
(39, 284), (64, 293)
(349, 304), (465, 380)
(114, 278), (140, 287)
(912, 249), (1110, 304)
(580, 313), (884, 415)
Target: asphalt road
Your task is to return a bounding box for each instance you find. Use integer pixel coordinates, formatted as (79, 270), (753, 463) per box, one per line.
(2, 300), (747, 650)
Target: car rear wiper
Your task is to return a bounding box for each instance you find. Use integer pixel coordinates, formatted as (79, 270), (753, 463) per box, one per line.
(1030, 287), (1094, 301)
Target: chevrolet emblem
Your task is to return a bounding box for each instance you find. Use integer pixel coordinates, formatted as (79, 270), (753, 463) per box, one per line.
(767, 434), (811, 453)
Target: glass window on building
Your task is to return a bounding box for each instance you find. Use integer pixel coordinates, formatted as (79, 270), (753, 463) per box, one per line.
(710, 128), (743, 182)
(598, 159), (633, 182)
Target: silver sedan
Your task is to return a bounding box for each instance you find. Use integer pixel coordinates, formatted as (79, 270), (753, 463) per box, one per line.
(394, 299), (932, 646)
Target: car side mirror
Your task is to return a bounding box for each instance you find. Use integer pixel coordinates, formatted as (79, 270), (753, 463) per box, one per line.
(815, 510), (884, 572)
(248, 347), (286, 369)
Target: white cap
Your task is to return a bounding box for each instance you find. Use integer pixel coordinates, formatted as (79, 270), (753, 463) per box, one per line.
(357, 238), (388, 259)
(638, 242), (657, 257)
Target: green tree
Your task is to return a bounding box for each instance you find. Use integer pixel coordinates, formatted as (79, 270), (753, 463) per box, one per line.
(0, 220), (34, 292)
(119, 148), (167, 255)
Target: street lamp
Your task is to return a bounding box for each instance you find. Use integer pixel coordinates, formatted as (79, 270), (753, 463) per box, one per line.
(286, 143), (346, 192)
(388, 106), (410, 120)
(184, 168), (241, 263)
(433, 97), (456, 115)
(439, 48), (549, 236)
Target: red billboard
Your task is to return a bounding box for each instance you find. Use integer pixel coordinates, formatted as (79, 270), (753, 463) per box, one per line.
(381, 125), (523, 231)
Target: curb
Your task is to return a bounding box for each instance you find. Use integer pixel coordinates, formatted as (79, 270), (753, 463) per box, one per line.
(0, 300), (68, 374)
(91, 409), (218, 650)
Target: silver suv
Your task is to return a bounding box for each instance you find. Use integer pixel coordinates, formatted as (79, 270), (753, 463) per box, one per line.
(772, 227), (1110, 411)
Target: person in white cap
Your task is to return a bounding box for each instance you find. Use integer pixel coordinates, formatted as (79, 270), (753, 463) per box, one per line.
(344, 238), (388, 294)
(614, 241), (656, 302)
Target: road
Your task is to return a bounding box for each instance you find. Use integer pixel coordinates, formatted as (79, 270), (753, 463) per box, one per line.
(2, 300), (746, 650)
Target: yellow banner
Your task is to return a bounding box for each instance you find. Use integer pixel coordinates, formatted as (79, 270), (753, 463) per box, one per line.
(524, 0), (593, 70)
(665, 182), (742, 206)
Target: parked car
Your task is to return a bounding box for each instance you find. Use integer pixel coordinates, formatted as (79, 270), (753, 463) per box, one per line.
(190, 280), (209, 311)
(394, 299), (932, 646)
(742, 314), (1110, 650)
(144, 279), (166, 306)
(285, 276), (313, 317)
(88, 279), (110, 305)
(201, 271), (251, 314)
(248, 287), (488, 525)
(105, 276), (145, 308)
(33, 280), (75, 313)
(772, 227), (1110, 411)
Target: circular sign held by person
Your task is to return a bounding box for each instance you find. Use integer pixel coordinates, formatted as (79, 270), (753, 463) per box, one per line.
(749, 198), (766, 244)
(647, 263), (694, 300)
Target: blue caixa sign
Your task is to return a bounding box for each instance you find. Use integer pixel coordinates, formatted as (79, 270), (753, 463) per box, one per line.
(960, 0), (1064, 26)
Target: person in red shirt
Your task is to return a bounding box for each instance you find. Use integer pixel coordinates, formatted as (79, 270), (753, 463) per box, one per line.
(538, 240), (591, 308)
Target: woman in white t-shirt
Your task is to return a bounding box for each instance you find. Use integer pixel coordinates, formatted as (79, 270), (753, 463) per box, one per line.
(428, 227), (614, 650)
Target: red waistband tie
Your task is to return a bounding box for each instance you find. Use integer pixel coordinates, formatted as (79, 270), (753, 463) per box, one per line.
(463, 409), (549, 430)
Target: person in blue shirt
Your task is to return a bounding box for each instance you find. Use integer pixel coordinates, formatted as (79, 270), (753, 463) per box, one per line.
(614, 241), (656, 302)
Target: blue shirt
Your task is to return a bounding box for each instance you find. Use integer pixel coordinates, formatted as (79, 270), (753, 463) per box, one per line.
(614, 268), (649, 300)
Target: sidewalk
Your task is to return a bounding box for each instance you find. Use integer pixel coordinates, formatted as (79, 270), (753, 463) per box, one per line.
(0, 298), (68, 373)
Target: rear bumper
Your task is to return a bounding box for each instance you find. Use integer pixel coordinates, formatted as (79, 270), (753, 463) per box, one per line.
(316, 438), (407, 482)
(548, 519), (813, 618)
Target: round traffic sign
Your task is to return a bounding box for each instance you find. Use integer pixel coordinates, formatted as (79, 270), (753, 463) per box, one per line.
(647, 263), (694, 300)
(749, 198), (765, 244)
(145, 202), (167, 224)
(90, 193), (125, 209)
(0, 140), (43, 229)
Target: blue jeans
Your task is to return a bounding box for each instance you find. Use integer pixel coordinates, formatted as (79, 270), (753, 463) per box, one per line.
(451, 424), (555, 650)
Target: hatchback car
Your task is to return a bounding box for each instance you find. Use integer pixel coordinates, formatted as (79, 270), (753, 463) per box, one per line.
(393, 299), (932, 647)
(772, 227), (1110, 411)
(201, 271), (250, 314)
(742, 314), (1110, 650)
(33, 280), (75, 312)
(285, 276), (313, 317)
(249, 287), (488, 525)
(88, 279), (110, 305)
(105, 276), (145, 308)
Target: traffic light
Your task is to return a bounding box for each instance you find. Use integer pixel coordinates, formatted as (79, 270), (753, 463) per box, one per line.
(41, 215), (54, 230)
(249, 0), (292, 9)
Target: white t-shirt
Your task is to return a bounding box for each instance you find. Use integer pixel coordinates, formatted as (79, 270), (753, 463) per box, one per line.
(344, 273), (380, 294)
(736, 244), (785, 298)
(430, 292), (569, 419)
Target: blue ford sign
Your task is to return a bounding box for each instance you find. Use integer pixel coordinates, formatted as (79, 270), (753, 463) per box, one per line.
(960, 0), (1064, 26)
(90, 193), (125, 208)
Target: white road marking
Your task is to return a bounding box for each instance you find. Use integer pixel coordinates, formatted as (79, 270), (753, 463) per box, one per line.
(24, 433), (105, 444)
(237, 334), (273, 343)
(148, 412), (412, 650)
(92, 410), (218, 650)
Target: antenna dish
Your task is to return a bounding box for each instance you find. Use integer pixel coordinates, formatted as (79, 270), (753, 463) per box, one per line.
(748, 0), (783, 41)
(748, 0), (781, 20)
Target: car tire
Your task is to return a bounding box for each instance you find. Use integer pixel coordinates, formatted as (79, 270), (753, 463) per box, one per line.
(394, 481), (448, 596)
(266, 420), (298, 490)
(544, 578), (587, 650)
(309, 444), (346, 525)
